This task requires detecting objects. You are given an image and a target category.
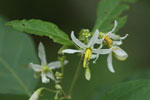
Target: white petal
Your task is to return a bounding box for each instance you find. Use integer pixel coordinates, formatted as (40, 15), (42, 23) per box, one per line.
(107, 20), (118, 35)
(46, 72), (54, 80)
(92, 54), (100, 63)
(87, 29), (99, 47)
(109, 33), (120, 40)
(47, 61), (61, 69)
(107, 53), (115, 73)
(92, 48), (112, 63)
(90, 54), (98, 59)
(48, 60), (68, 70)
(111, 20), (118, 33)
(113, 41), (122, 45)
(29, 88), (42, 100)
(62, 49), (83, 54)
(120, 34), (128, 40)
(30, 63), (41, 72)
(113, 46), (128, 61)
(99, 49), (112, 54)
(38, 42), (47, 65)
(96, 38), (103, 45)
(41, 72), (49, 83)
(93, 48), (112, 54)
(29, 91), (39, 100)
(97, 37), (105, 49)
(71, 31), (86, 49)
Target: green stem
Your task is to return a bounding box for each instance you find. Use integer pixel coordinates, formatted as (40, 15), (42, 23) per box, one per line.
(61, 59), (65, 77)
(42, 87), (57, 93)
(68, 55), (83, 98)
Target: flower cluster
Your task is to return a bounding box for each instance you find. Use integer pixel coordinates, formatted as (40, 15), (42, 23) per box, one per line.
(29, 20), (128, 100)
(29, 42), (68, 100)
(30, 42), (68, 84)
(62, 20), (128, 80)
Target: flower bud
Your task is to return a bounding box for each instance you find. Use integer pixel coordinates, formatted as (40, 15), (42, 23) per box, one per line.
(55, 84), (62, 90)
(85, 67), (91, 80)
(29, 88), (43, 100)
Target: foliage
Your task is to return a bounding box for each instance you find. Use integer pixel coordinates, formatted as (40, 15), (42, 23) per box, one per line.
(6, 19), (73, 46)
(0, 18), (39, 96)
(0, 0), (147, 100)
(92, 0), (135, 33)
(102, 79), (150, 100)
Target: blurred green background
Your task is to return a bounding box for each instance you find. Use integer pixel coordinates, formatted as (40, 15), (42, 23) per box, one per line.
(0, 0), (149, 100)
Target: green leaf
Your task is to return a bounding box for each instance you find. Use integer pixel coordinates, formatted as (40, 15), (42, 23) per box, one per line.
(0, 18), (39, 96)
(115, 16), (128, 32)
(6, 19), (73, 46)
(92, 0), (135, 32)
(102, 79), (150, 100)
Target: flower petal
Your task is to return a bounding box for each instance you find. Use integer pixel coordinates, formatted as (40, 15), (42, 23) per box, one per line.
(30, 63), (41, 72)
(96, 37), (105, 46)
(62, 49), (83, 54)
(107, 20), (118, 35)
(71, 31), (86, 49)
(47, 60), (68, 70)
(87, 29), (99, 47)
(99, 48), (112, 54)
(107, 53), (115, 73)
(120, 34), (128, 40)
(92, 54), (99, 63)
(90, 54), (98, 59)
(29, 90), (39, 100)
(47, 61), (61, 70)
(113, 46), (128, 61)
(41, 72), (49, 83)
(109, 33), (120, 40)
(92, 48), (112, 63)
(93, 48), (112, 54)
(111, 20), (118, 33)
(38, 42), (47, 65)
(47, 61), (61, 69)
(113, 41), (122, 45)
(46, 72), (54, 80)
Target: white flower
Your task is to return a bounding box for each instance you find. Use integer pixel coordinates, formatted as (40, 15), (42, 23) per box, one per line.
(30, 42), (68, 83)
(104, 20), (128, 46)
(101, 20), (128, 73)
(62, 30), (99, 67)
(29, 88), (43, 100)
(62, 30), (109, 67)
(107, 46), (128, 73)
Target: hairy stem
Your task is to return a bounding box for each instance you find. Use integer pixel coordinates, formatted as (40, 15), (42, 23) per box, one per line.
(68, 55), (83, 98)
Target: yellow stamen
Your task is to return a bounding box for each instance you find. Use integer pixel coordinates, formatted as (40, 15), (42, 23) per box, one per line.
(104, 36), (113, 48)
(83, 48), (91, 68)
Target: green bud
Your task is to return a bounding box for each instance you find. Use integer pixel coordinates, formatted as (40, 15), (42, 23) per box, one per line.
(85, 67), (91, 80)
(55, 71), (63, 77)
(99, 32), (105, 38)
(55, 84), (62, 90)
(56, 76), (62, 80)
(79, 29), (91, 42)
